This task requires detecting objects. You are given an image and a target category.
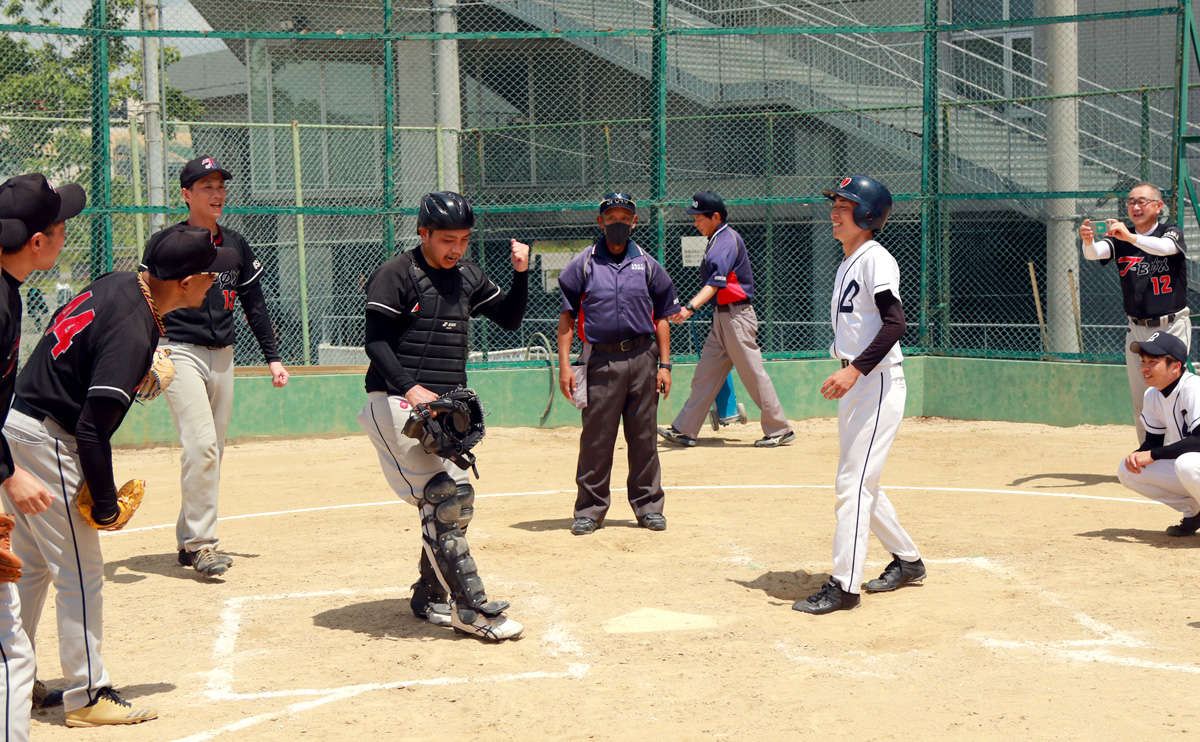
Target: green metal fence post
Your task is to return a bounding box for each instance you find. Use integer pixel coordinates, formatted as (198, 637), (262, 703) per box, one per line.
(90, 0), (113, 279)
(940, 104), (951, 352)
(603, 124), (612, 193)
(650, 0), (667, 262)
(291, 120), (313, 365)
(763, 112), (776, 351)
(1172, 0), (1192, 222)
(920, 0), (940, 353)
(383, 0), (395, 259)
(129, 113), (145, 251)
(1141, 88), (1151, 181)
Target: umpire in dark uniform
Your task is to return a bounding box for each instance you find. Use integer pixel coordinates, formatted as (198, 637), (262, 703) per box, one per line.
(1081, 181), (1190, 442)
(556, 193), (681, 535)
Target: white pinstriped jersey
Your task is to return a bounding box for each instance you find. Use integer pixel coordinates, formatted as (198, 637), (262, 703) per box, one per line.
(830, 239), (904, 367)
(1141, 370), (1200, 445)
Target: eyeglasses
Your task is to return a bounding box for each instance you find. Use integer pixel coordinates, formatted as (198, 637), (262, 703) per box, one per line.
(1126, 198), (1160, 207)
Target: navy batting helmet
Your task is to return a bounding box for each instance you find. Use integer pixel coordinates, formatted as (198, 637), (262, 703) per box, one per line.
(822, 175), (893, 231)
(418, 191), (475, 231)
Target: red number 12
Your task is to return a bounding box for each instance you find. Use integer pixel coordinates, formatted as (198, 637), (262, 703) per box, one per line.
(1151, 276), (1173, 295)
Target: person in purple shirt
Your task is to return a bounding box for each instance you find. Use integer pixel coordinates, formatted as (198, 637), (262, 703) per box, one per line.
(659, 191), (793, 448)
(556, 193), (681, 536)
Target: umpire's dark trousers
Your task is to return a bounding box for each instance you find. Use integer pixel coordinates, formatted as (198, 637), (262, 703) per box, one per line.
(574, 339), (665, 523)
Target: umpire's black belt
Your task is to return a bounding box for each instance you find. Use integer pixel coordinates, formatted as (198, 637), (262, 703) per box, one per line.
(592, 334), (651, 354)
(1129, 313), (1180, 327)
(12, 398), (44, 423)
(716, 300), (752, 312)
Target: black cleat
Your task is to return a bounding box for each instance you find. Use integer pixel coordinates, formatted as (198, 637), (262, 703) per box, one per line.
(1167, 513), (1200, 537)
(571, 517), (598, 536)
(793, 580), (860, 615)
(638, 513), (667, 531)
(657, 426), (697, 447)
(863, 555), (927, 592)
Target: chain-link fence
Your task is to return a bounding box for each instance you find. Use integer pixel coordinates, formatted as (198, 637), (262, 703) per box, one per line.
(1, 0), (1198, 368)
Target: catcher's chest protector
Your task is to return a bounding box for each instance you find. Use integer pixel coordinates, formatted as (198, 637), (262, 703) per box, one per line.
(395, 259), (475, 394)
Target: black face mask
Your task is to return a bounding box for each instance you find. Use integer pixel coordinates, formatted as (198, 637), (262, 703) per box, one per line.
(603, 222), (633, 247)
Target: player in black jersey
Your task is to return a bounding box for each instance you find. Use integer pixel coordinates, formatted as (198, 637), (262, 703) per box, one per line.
(3, 224), (237, 726)
(0, 172), (86, 737)
(359, 191), (529, 641)
(1082, 182), (1190, 442)
(144, 155), (289, 578)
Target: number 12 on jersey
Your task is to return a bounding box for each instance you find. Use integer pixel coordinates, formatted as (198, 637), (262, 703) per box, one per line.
(1151, 276), (1173, 295)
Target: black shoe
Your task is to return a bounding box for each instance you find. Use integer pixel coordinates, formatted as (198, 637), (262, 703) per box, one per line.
(32, 679), (63, 708)
(657, 426), (697, 447)
(638, 513), (667, 531)
(863, 555), (926, 592)
(571, 517), (598, 536)
(1167, 514), (1200, 537)
(793, 580), (860, 614)
(754, 430), (796, 448)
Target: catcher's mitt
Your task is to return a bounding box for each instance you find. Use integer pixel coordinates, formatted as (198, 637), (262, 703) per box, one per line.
(76, 479), (145, 531)
(136, 348), (175, 403)
(0, 513), (22, 582)
(402, 388), (486, 477)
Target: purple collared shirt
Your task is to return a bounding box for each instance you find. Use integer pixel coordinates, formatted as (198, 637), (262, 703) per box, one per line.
(558, 241), (680, 344)
(699, 223), (754, 305)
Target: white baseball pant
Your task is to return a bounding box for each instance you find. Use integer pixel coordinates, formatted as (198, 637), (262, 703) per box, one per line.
(1116, 452), (1200, 517)
(830, 364), (920, 595)
(0, 583), (34, 742)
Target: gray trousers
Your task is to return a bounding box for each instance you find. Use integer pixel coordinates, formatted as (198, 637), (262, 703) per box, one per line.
(0, 583), (34, 742)
(1125, 312), (1191, 442)
(574, 340), (664, 523)
(672, 305), (790, 439)
(0, 410), (110, 713)
(163, 343), (235, 553)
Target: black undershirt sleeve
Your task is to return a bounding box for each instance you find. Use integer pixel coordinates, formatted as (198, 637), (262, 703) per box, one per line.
(364, 310), (419, 395)
(238, 282), (282, 364)
(0, 433), (14, 484)
(478, 271), (529, 331)
(1139, 432), (1166, 453)
(1150, 434), (1200, 460)
(75, 396), (128, 524)
(850, 290), (907, 376)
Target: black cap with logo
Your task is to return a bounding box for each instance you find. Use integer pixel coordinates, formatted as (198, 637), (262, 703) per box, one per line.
(1130, 332), (1189, 364)
(685, 190), (727, 218)
(179, 156), (233, 189)
(0, 173), (87, 240)
(141, 224), (240, 281)
(599, 192), (637, 215)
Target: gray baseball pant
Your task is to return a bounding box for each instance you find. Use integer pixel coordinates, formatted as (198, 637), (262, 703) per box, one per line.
(0, 409), (111, 713)
(0, 583), (34, 742)
(162, 343), (235, 554)
(671, 305), (790, 439)
(574, 340), (665, 523)
(1125, 312), (1191, 442)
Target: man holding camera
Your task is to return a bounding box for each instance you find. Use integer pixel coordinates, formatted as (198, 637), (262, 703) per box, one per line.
(1081, 182), (1189, 442)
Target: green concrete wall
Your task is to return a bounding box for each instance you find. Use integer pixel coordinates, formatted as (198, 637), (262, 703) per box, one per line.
(111, 356), (1129, 446)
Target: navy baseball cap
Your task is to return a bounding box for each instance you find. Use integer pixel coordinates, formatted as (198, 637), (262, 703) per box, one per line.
(180, 156), (233, 188)
(685, 191), (726, 217)
(1130, 332), (1189, 363)
(0, 173), (87, 239)
(599, 192), (637, 215)
(141, 224), (239, 281)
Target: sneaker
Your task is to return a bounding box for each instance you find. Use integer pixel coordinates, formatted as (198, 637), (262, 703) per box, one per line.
(65, 688), (157, 727)
(755, 430), (796, 448)
(571, 517), (598, 536)
(32, 679), (63, 708)
(410, 580), (452, 627)
(182, 547), (230, 577)
(792, 580), (860, 615)
(863, 555), (927, 593)
(450, 601), (524, 642)
(1167, 513), (1200, 537)
(638, 513), (667, 531)
(657, 425), (697, 447)
(178, 549), (233, 568)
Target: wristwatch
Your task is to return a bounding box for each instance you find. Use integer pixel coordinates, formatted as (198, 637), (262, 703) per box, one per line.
(659, 362), (673, 370)
(685, 302), (696, 312)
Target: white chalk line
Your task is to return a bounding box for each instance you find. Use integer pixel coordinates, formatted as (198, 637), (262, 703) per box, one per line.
(182, 585), (589, 742)
(108, 484), (1151, 536)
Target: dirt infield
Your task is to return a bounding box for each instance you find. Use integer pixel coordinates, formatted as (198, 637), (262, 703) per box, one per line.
(22, 417), (1200, 740)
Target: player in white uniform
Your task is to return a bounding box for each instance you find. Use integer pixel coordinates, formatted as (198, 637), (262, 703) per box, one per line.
(1114, 332), (1200, 536)
(794, 175), (925, 615)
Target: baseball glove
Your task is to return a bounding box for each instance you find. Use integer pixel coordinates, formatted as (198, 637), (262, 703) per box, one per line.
(136, 348), (175, 403)
(0, 513), (22, 582)
(76, 479), (145, 531)
(402, 387), (487, 477)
